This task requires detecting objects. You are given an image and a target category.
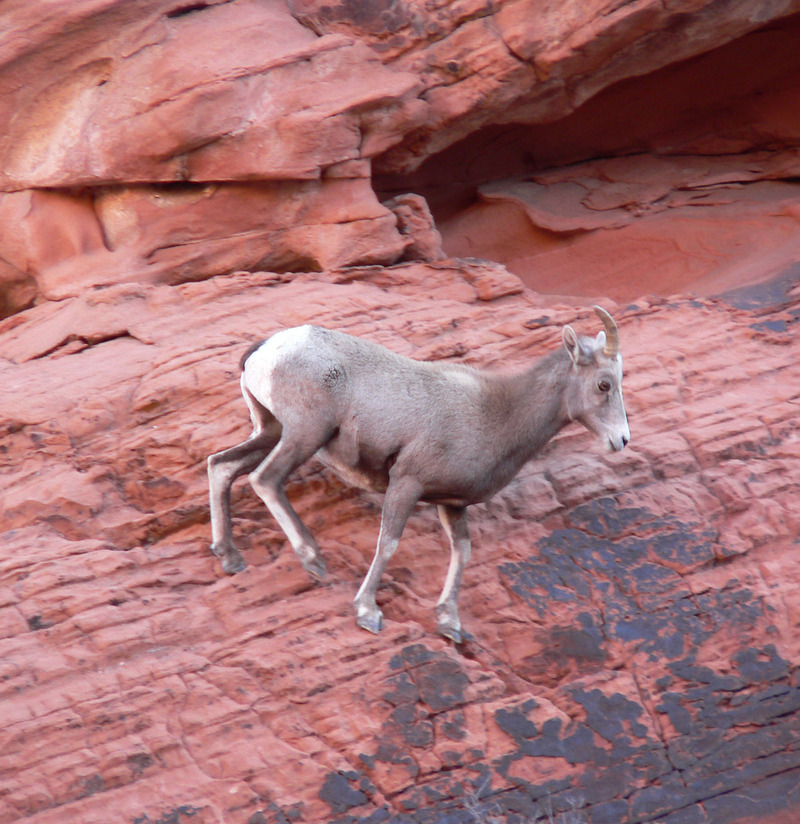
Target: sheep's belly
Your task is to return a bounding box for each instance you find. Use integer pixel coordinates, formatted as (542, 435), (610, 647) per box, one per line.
(315, 445), (391, 495)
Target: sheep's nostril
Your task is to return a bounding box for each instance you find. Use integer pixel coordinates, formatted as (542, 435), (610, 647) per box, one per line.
(622, 434), (630, 447)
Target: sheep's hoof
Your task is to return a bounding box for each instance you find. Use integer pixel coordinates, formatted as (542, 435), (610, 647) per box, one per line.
(438, 624), (463, 645)
(221, 550), (246, 575)
(302, 555), (327, 581)
(356, 611), (384, 635)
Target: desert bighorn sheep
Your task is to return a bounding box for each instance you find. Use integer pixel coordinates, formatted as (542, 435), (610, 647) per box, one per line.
(207, 307), (629, 642)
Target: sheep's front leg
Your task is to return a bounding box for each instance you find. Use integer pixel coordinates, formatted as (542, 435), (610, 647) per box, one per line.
(354, 475), (422, 634)
(435, 505), (471, 643)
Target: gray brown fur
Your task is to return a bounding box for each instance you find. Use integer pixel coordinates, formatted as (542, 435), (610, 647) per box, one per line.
(207, 308), (630, 642)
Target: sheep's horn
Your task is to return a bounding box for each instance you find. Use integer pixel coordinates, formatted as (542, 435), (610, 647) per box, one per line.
(593, 305), (619, 357)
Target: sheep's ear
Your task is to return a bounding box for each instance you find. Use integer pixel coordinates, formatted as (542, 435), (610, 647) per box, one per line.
(563, 326), (581, 364)
(595, 330), (607, 352)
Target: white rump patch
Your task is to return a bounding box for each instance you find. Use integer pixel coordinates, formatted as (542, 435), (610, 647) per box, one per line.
(243, 325), (315, 408)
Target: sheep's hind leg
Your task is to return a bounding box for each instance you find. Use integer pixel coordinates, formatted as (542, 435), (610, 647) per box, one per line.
(435, 505), (471, 643)
(248, 426), (332, 580)
(354, 474), (423, 634)
(207, 427), (279, 573)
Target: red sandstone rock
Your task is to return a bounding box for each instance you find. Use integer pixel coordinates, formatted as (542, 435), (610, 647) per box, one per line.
(373, 0), (800, 174)
(0, 0), (425, 302)
(0, 2), (424, 189)
(383, 193), (446, 262)
(2, 1), (800, 305)
(440, 154), (800, 302)
(0, 258), (35, 319)
(2, 2), (800, 822)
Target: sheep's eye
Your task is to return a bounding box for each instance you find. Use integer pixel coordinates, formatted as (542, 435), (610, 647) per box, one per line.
(598, 379), (611, 393)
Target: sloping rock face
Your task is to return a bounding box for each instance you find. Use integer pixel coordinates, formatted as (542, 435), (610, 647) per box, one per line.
(2, 267), (800, 823)
(3, 1), (800, 823)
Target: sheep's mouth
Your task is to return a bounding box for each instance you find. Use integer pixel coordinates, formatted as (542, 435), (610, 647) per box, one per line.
(607, 435), (627, 452)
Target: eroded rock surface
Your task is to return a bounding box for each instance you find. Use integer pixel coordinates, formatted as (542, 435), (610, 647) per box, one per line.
(3, 1), (800, 311)
(0, 0), (426, 307)
(440, 154), (800, 302)
(1, 263), (799, 823)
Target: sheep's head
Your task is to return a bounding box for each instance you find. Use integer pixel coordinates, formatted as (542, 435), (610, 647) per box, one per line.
(562, 306), (630, 452)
